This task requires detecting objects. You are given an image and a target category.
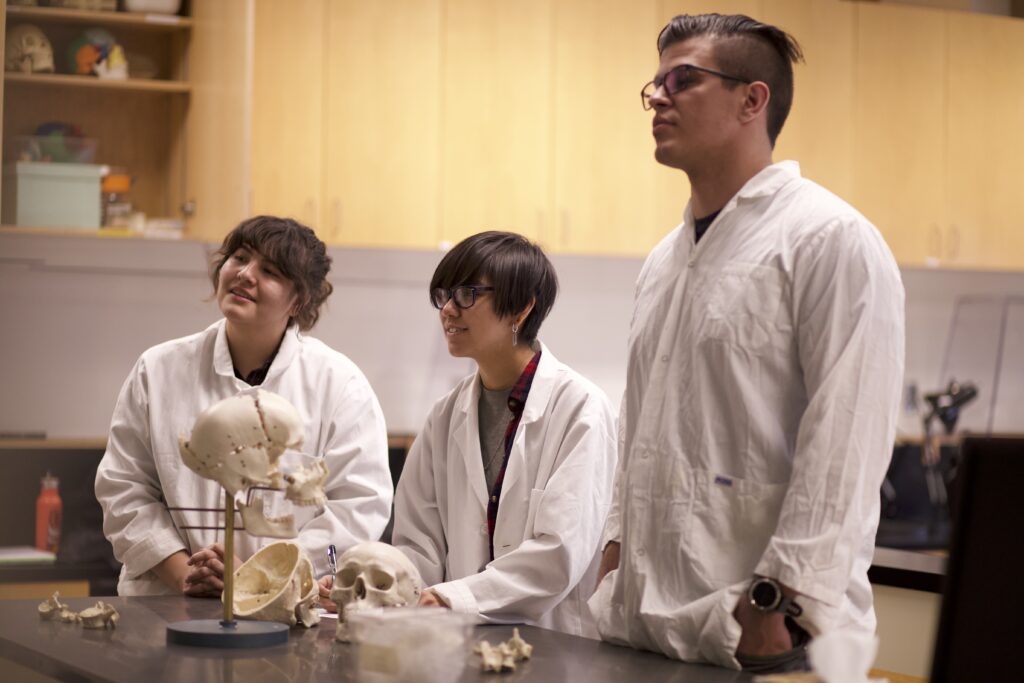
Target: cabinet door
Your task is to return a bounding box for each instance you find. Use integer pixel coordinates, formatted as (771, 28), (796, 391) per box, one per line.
(552, 0), (661, 256)
(440, 0), (552, 247)
(761, 0), (855, 200)
(947, 12), (1024, 271)
(251, 0), (325, 231)
(852, 2), (947, 267)
(187, 0), (252, 242)
(322, 0), (442, 249)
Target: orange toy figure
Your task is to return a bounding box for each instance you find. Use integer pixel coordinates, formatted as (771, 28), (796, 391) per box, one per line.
(74, 43), (101, 75)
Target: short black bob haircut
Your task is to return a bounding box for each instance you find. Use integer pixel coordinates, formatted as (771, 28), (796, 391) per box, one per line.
(430, 231), (558, 346)
(211, 215), (333, 331)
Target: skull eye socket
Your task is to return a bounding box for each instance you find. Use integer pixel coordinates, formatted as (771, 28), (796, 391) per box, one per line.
(337, 567), (358, 588)
(369, 569), (394, 591)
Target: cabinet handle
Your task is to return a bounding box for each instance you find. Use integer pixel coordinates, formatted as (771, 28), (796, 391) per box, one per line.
(181, 200), (196, 218)
(947, 224), (960, 262)
(331, 199), (341, 241)
(928, 223), (942, 262)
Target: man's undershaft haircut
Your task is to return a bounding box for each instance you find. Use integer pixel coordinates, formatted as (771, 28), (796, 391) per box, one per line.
(657, 13), (804, 147)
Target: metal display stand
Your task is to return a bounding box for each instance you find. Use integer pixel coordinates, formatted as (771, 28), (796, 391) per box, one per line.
(165, 488), (288, 649)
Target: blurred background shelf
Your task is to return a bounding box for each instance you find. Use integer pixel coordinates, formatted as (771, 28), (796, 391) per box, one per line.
(6, 5), (192, 31)
(4, 72), (190, 94)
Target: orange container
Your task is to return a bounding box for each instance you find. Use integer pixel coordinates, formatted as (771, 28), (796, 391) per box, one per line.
(35, 473), (62, 553)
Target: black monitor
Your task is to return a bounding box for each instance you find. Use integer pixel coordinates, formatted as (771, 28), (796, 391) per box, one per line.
(930, 436), (1024, 682)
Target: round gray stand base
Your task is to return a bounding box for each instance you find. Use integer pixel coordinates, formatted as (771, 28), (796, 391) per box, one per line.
(166, 619), (289, 649)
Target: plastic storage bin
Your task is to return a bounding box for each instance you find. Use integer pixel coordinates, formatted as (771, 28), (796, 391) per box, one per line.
(2, 162), (104, 229)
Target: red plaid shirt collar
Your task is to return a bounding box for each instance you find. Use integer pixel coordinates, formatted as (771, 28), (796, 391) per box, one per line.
(486, 348), (541, 559)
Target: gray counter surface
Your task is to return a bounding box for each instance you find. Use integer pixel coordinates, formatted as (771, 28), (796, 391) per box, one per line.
(0, 596), (752, 683)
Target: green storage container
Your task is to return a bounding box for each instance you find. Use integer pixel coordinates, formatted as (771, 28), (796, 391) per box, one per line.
(2, 162), (103, 229)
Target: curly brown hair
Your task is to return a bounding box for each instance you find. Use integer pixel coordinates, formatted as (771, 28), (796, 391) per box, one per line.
(210, 216), (333, 331)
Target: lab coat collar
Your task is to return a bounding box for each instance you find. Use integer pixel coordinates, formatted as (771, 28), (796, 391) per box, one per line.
(679, 160), (802, 248)
(452, 340), (559, 507)
(212, 318), (301, 384)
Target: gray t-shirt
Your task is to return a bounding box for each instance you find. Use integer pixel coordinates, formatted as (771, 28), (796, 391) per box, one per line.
(478, 382), (512, 493)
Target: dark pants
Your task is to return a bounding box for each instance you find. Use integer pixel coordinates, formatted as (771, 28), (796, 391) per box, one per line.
(735, 618), (811, 675)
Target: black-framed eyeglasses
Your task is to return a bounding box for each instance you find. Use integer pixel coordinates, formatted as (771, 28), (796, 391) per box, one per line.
(641, 63), (752, 110)
(430, 285), (495, 310)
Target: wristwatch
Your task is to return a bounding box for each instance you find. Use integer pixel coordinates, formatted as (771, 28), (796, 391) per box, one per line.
(747, 577), (803, 617)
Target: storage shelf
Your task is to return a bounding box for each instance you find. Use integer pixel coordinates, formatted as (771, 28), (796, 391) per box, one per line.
(0, 225), (194, 242)
(5, 5), (191, 31)
(4, 72), (190, 94)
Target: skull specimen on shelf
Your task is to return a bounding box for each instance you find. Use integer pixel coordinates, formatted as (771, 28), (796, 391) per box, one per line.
(178, 389), (326, 538)
(78, 601), (120, 630)
(4, 24), (55, 74)
(329, 542), (423, 641)
(231, 541), (320, 628)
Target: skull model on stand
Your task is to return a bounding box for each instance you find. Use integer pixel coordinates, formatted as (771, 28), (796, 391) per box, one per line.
(4, 24), (55, 73)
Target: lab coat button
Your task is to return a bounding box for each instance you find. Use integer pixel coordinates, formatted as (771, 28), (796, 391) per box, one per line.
(637, 548), (646, 556)
(687, 260), (695, 268)
(661, 355), (669, 362)
(480, 524), (488, 535)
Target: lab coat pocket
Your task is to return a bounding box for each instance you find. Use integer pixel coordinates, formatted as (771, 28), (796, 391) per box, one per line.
(687, 469), (786, 589)
(701, 263), (785, 351)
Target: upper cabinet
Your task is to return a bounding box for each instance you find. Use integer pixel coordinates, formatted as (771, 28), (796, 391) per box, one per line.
(0, 0), (250, 241)
(851, 2), (948, 268)
(212, 1), (1024, 270)
(440, 0), (552, 247)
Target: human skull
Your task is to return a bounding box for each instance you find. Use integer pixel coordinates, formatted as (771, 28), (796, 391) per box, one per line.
(79, 601), (119, 630)
(231, 541), (320, 628)
(4, 24), (55, 74)
(179, 389), (326, 538)
(329, 542), (423, 641)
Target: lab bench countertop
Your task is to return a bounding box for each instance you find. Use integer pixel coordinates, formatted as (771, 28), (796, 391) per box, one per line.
(0, 596), (752, 683)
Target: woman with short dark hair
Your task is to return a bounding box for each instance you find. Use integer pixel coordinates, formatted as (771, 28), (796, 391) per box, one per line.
(392, 231), (617, 637)
(96, 215), (392, 596)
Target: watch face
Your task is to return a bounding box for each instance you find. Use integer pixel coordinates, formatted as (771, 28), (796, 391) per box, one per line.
(751, 579), (779, 610)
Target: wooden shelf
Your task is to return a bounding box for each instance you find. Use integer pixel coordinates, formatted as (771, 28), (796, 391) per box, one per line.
(4, 72), (190, 94)
(0, 225), (198, 243)
(5, 5), (191, 31)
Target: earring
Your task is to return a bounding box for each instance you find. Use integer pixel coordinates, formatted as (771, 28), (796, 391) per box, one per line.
(512, 323), (519, 347)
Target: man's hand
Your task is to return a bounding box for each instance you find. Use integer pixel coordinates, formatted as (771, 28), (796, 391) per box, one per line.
(595, 541), (621, 590)
(185, 543), (242, 598)
(418, 589), (449, 608)
(733, 581), (797, 656)
(318, 575), (337, 613)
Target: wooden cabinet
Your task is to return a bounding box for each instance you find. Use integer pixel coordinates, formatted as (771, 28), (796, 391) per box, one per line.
(320, 0), (442, 249)
(852, 2), (947, 268)
(440, 0), (552, 247)
(249, 0), (325, 231)
(852, 2), (1024, 271)
(551, 0), (662, 256)
(0, 1), (249, 242)
(946, 12), (1024, 271)
(762, 0), (856, 200)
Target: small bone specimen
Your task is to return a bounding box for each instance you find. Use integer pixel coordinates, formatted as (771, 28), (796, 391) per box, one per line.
(79, 602), (120, 629)
(329, 542), (423, 642)
(38, 594), (120, 629)
(37, 592), (69, 621)
(475, 628), (533, 672)
(232, 541), (320, 627)
(178, 389), (326, 538)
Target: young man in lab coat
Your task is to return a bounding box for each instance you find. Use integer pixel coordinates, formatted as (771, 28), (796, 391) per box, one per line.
(588, 14), (905, 673)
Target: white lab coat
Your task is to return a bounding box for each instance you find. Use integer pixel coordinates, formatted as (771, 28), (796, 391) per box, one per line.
(589, 162), (905, 667)
(393, 343), (617, 637)
(95, 319), (393, 595)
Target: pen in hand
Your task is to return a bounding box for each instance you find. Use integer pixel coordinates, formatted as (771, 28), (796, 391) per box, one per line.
(327, 544), (338, 577)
